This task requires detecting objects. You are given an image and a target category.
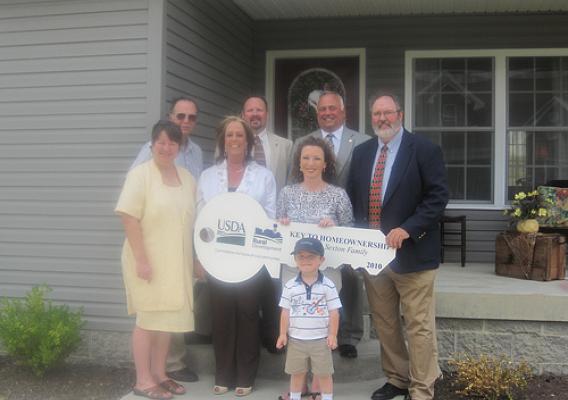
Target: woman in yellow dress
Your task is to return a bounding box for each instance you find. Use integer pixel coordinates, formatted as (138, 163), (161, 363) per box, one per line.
(116, 120), (196, 400)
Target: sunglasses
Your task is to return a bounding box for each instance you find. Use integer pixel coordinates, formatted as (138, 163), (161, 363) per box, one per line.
(175, 113), (197, 122)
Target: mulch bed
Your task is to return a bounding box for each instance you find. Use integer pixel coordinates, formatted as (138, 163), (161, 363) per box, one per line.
(1, 356), (568, 400)
(434, 371), (568, 400)
(0, 356), (133, 400)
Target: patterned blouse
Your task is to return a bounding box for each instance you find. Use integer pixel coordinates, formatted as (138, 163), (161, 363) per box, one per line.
(276, 183), (354, 227)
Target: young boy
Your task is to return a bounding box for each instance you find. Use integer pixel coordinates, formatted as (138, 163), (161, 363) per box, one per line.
(276, 237), (342, 400)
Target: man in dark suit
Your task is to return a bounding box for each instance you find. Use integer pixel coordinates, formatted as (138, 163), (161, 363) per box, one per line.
(347, 92), (449, 400)
(292, 91), (370, 359)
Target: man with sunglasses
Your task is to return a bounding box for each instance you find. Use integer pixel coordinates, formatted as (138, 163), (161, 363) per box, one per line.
(131, 97), (203, 179)
(130, 97), (204, 383)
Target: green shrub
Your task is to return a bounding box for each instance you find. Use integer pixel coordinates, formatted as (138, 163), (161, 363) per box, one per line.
(0, 285), (84, 376)
(448, 353), (532, 400)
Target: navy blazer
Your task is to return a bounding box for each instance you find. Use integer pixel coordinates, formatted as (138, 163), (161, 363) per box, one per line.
(346, 130), (449, 274)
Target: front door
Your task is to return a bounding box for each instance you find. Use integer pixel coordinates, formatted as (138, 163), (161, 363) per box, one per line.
(273, 56), (360, 141)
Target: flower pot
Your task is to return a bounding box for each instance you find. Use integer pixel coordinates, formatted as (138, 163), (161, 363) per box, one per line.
(517, 219), (539, 233)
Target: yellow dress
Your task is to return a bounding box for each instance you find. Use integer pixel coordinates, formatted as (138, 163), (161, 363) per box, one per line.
(115, 160), (196, 332)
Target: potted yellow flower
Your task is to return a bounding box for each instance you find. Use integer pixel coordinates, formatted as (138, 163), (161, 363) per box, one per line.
(504, 190), (548, 233)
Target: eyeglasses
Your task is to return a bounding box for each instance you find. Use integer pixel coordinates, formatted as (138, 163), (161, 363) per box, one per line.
(175, 113), (197, 122)
(373, 110), (400, 119)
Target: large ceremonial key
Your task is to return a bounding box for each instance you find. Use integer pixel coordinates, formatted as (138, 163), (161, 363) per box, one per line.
(194, 192), (395, 283)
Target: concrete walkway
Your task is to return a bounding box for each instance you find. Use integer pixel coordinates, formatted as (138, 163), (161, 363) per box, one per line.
(120, 375), (388, 399)
(120, 263), (568, 399)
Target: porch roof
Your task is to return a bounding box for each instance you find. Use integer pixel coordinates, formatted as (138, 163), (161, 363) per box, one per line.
(437, 263), (568, 322)
(233, 0), (568, 20)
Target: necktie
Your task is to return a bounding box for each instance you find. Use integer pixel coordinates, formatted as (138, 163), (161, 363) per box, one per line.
(325, 133), (335, 154)
(368, 145), (388, 229)
(253, 135), (266, 166)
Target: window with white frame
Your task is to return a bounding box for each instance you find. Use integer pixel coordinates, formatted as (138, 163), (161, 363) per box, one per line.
(413, 57), (494, 203)
(507, 56), (568, 200)
(407, 50), (568, 208)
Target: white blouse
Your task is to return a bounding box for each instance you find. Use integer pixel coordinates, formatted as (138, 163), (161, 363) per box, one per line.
(197, 160), (277, 219)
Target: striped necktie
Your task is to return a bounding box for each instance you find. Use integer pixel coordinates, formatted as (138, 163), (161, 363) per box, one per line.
(368, 144), (388, 229)
(325, 133), (335, 154)
(253, 135), (266, 166)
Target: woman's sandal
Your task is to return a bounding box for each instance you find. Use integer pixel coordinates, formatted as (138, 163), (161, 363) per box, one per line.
(159, 379), (186, 395)
(132, 385), (173, 400)
(235, 386), (253, 397)
(213, 385), (229, 395)
(311, 393), (322, 400)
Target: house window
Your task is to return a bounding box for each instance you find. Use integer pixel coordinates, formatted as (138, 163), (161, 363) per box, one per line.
(408, 49), (568, 209)
(507, 57), (568, 200)
(413, 58), (494, 202)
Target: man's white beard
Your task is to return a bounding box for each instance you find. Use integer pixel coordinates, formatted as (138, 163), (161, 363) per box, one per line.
(373, 125), (397, 141)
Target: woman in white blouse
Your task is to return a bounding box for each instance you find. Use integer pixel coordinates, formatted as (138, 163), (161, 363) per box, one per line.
(197, 116), (276, 396)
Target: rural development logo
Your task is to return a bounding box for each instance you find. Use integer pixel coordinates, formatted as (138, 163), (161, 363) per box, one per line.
(216, 219), (246, 246)
(253, 224), (282, 251)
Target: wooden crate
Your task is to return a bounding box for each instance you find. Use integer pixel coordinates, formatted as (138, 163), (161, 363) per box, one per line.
(495, 232), (566, 281)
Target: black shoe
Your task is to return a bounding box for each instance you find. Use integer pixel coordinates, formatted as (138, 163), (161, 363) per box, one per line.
(371, 382), (409, 400)
(167, 367), (199, 382)
(338, 344), (358, 358)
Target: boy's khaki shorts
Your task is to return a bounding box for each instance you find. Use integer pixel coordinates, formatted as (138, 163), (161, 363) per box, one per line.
(284, 337), (334, 376)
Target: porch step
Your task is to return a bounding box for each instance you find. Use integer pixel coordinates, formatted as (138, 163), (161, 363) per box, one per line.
(185, 338), (383, 382)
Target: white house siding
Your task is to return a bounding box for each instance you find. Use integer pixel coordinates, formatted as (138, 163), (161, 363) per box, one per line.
(253, 13), (568, 263)
(0, 0), (159, 333)
(165, 0), (255, 162)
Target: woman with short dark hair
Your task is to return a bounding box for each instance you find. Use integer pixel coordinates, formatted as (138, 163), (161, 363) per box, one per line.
(116, 120), (197, 400)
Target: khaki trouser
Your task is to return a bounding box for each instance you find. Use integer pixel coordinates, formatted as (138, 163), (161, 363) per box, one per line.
(166, 333), (186, 372)
(166, 279), (212, 373)
(363, 267), (440, 400)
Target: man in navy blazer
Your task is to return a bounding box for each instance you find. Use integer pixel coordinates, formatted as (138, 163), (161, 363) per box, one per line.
(347, 93), (449, 400)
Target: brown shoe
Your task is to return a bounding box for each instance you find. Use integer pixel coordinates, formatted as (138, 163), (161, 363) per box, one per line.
(133, 385), (173, 400)
(159, 379), (186, 395)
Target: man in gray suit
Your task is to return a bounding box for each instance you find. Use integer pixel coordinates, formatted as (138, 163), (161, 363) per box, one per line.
(242, 95), (293, 353)
(296, 91), (370, 188)
(242, 96), (293, 192)
(293, 91), (370, 358)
